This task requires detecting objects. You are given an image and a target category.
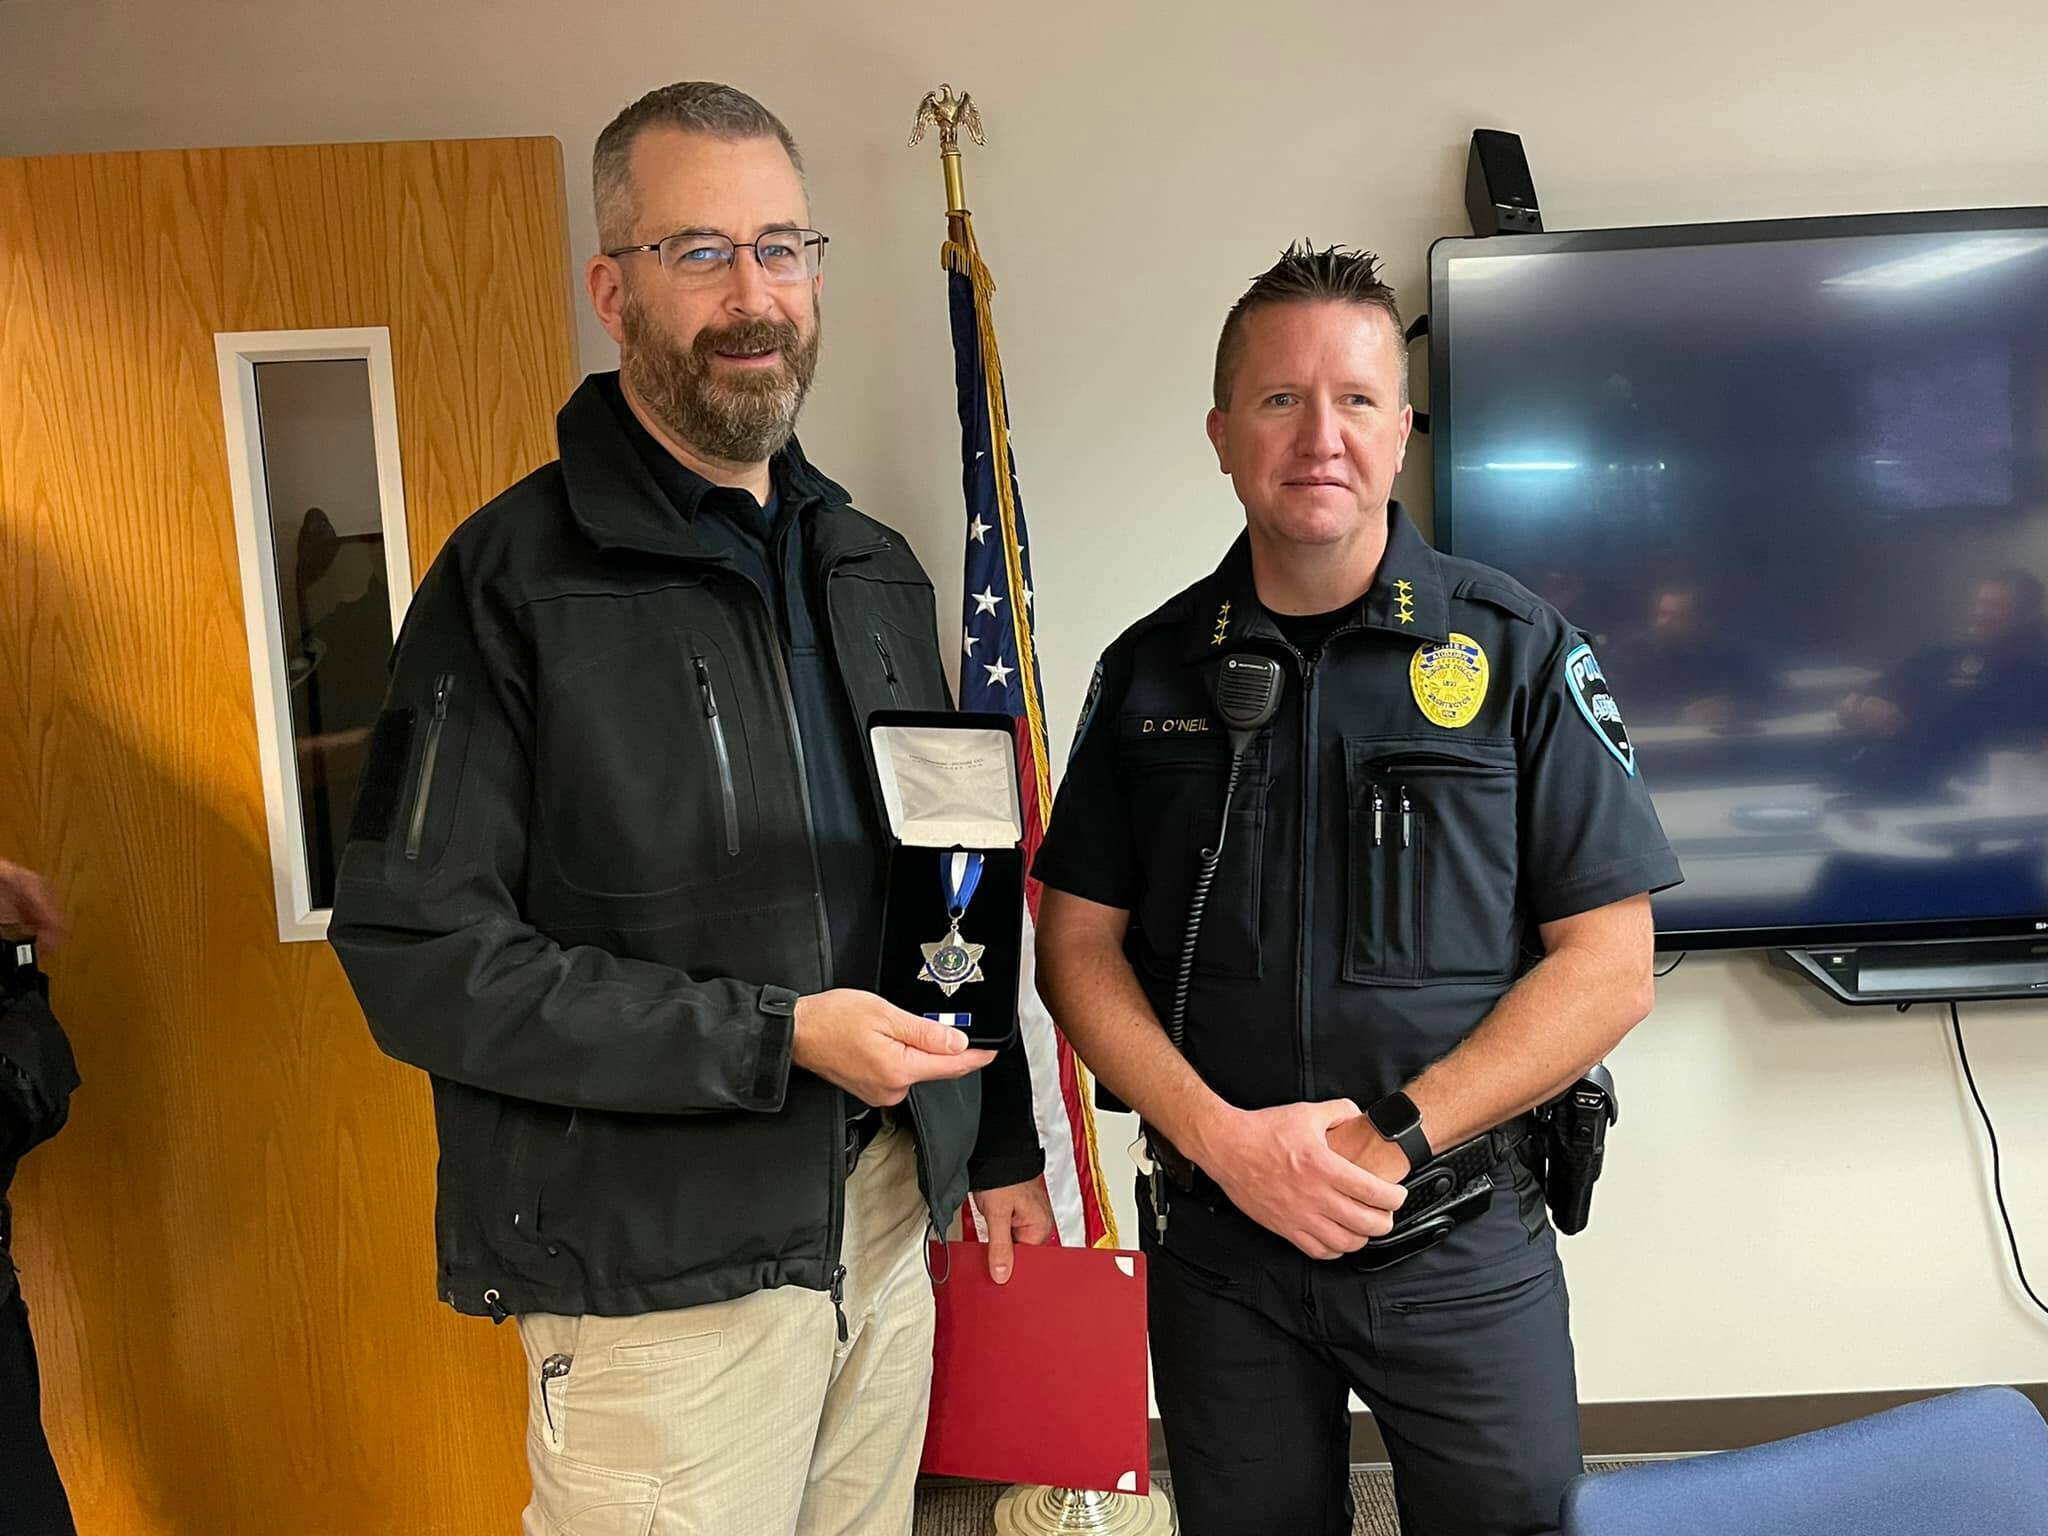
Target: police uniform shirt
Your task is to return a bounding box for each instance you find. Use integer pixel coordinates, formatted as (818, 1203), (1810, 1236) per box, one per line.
(1034, 503), (1683, 1120)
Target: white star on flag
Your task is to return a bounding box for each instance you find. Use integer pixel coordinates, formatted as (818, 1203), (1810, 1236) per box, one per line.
(962, 631), (979, 656)
(983, 659), (1014, 688)
(972, 587), (1003, 615)
(968, 516), (991, 544)
(1023, 584), (1034, 608)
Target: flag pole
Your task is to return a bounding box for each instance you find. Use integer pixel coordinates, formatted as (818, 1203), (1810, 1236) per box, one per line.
(911, 83), (1175, 1536)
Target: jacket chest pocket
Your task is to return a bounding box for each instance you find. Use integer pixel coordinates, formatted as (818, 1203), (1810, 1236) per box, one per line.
(1122, 736), (1266, 980)
(864, 608), (951, 711)
(537, 627), (761, 897)
(828, 555), (953, 718)
(1342, 736), (1519, 985)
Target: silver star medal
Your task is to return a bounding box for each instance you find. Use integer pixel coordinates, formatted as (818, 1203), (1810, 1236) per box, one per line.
(919, 925), (986, 997)
(919, 850), (987, 998)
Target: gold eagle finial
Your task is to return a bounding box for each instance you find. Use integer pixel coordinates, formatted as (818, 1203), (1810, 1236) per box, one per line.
(909, 84), (985, 153)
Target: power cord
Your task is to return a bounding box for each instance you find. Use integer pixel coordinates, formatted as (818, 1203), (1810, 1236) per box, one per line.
(1653, 951), (1687, 978)
(1945, 999), (2047, 1320)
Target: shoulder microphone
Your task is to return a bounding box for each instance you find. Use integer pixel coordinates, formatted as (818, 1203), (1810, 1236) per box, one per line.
(1215, 655), (1284, 751)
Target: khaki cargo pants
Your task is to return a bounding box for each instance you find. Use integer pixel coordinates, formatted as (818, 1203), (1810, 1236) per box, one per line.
(515, 1126), (936, 1536)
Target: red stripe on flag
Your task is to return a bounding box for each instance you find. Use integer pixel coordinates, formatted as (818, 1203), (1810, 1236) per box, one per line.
(1014, 732), (1112, 1248)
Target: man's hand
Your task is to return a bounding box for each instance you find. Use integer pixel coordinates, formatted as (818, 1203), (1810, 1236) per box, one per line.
(1326, 1113), (1414, 1186)
(1194, 1100), (1407, 1260)
(973, 1178), (1057, 1284)
(0, 861), (64, 950)
(792, 990), (995, 1107)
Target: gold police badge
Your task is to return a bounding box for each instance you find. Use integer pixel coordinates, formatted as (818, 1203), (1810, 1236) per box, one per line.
(1410, 632), (1489, 729)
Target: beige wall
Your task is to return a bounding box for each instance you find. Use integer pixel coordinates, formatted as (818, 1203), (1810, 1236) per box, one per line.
(5, 0), (2046, 1403)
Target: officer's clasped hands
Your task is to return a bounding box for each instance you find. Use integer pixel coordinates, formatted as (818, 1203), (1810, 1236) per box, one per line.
(1195, 1098), (1407, 1260)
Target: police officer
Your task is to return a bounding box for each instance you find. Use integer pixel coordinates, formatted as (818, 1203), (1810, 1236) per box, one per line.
(1035, 244), (1682, 1536)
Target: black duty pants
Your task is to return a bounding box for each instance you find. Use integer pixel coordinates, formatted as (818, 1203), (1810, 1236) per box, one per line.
(1143, 1164), (1582, 1536)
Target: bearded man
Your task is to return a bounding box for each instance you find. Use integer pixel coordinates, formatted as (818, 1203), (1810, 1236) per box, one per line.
(329, 81), (1053, 1536)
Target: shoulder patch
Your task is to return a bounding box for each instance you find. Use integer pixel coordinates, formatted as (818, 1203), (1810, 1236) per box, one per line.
(1068, 657), (1106, 764)
(1453, 577), (1541, 624)
(1564, 643), (1636, 776)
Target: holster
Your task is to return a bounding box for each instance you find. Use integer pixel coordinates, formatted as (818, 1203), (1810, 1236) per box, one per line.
(1142, 1122), (1198, 1193)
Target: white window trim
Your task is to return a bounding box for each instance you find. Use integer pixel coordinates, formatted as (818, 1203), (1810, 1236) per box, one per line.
(216, 328), (414, 943)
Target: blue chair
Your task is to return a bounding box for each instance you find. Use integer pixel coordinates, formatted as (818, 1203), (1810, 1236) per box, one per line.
(1560, 1386), (2048, 1535)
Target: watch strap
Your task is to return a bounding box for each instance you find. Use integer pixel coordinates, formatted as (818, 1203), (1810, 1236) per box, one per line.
(1366, 1091), (1432, 1171)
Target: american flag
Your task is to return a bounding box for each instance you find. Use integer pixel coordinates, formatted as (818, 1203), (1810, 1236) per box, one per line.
(944, 221), (1116, 1249)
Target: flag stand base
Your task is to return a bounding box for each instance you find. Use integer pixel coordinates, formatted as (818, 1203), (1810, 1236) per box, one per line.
(992, 1484), (1176, 1533)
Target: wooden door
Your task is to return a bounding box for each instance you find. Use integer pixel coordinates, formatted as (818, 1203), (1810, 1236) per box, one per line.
(0, 138), (577, 1533)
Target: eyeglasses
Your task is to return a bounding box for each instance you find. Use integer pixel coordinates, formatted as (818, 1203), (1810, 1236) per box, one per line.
(604, 227), (829, 286)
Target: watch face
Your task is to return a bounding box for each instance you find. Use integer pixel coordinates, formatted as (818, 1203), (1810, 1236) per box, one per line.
(1371, 1093), (1420, 1137)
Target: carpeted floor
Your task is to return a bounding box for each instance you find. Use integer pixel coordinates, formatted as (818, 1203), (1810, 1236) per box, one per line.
(913, 1463), (1657, 1534)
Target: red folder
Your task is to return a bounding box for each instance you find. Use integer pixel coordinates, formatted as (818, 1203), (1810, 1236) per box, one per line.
(920, 1240), (1150, 1495)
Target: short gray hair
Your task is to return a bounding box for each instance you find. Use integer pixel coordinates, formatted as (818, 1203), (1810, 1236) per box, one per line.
(593, 82), (805, 247)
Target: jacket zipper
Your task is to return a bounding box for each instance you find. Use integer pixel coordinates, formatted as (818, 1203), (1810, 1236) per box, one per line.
(739, 533), (885, 1313)
(739, 533), (949, 1315)
(828, 553), (946, 1239)
(872, 631), (904, 706)
(766, 530), (860, 991)
(405, 673), (453, 860)
(692, 656), (741, 858)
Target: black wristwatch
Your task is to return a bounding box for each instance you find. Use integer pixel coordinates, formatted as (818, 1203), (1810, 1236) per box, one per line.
(1365, 1091), (1432, 1173)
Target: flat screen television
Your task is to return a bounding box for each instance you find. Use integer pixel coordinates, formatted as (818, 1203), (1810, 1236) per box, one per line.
(1429, 207), (2048, 956)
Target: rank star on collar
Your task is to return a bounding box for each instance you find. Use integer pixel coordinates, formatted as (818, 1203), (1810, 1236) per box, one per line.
(1212, 599), (1232, 647)
(1393, 576), (1416, 625)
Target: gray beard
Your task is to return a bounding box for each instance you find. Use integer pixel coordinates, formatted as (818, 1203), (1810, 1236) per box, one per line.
(620, 295), (820, 465)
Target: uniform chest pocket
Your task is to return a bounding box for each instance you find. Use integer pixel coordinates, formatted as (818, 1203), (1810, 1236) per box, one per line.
(537, 628), (760, 897)
(1120, 736), (1266, 980)
(1342, 736), (1520, 985)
